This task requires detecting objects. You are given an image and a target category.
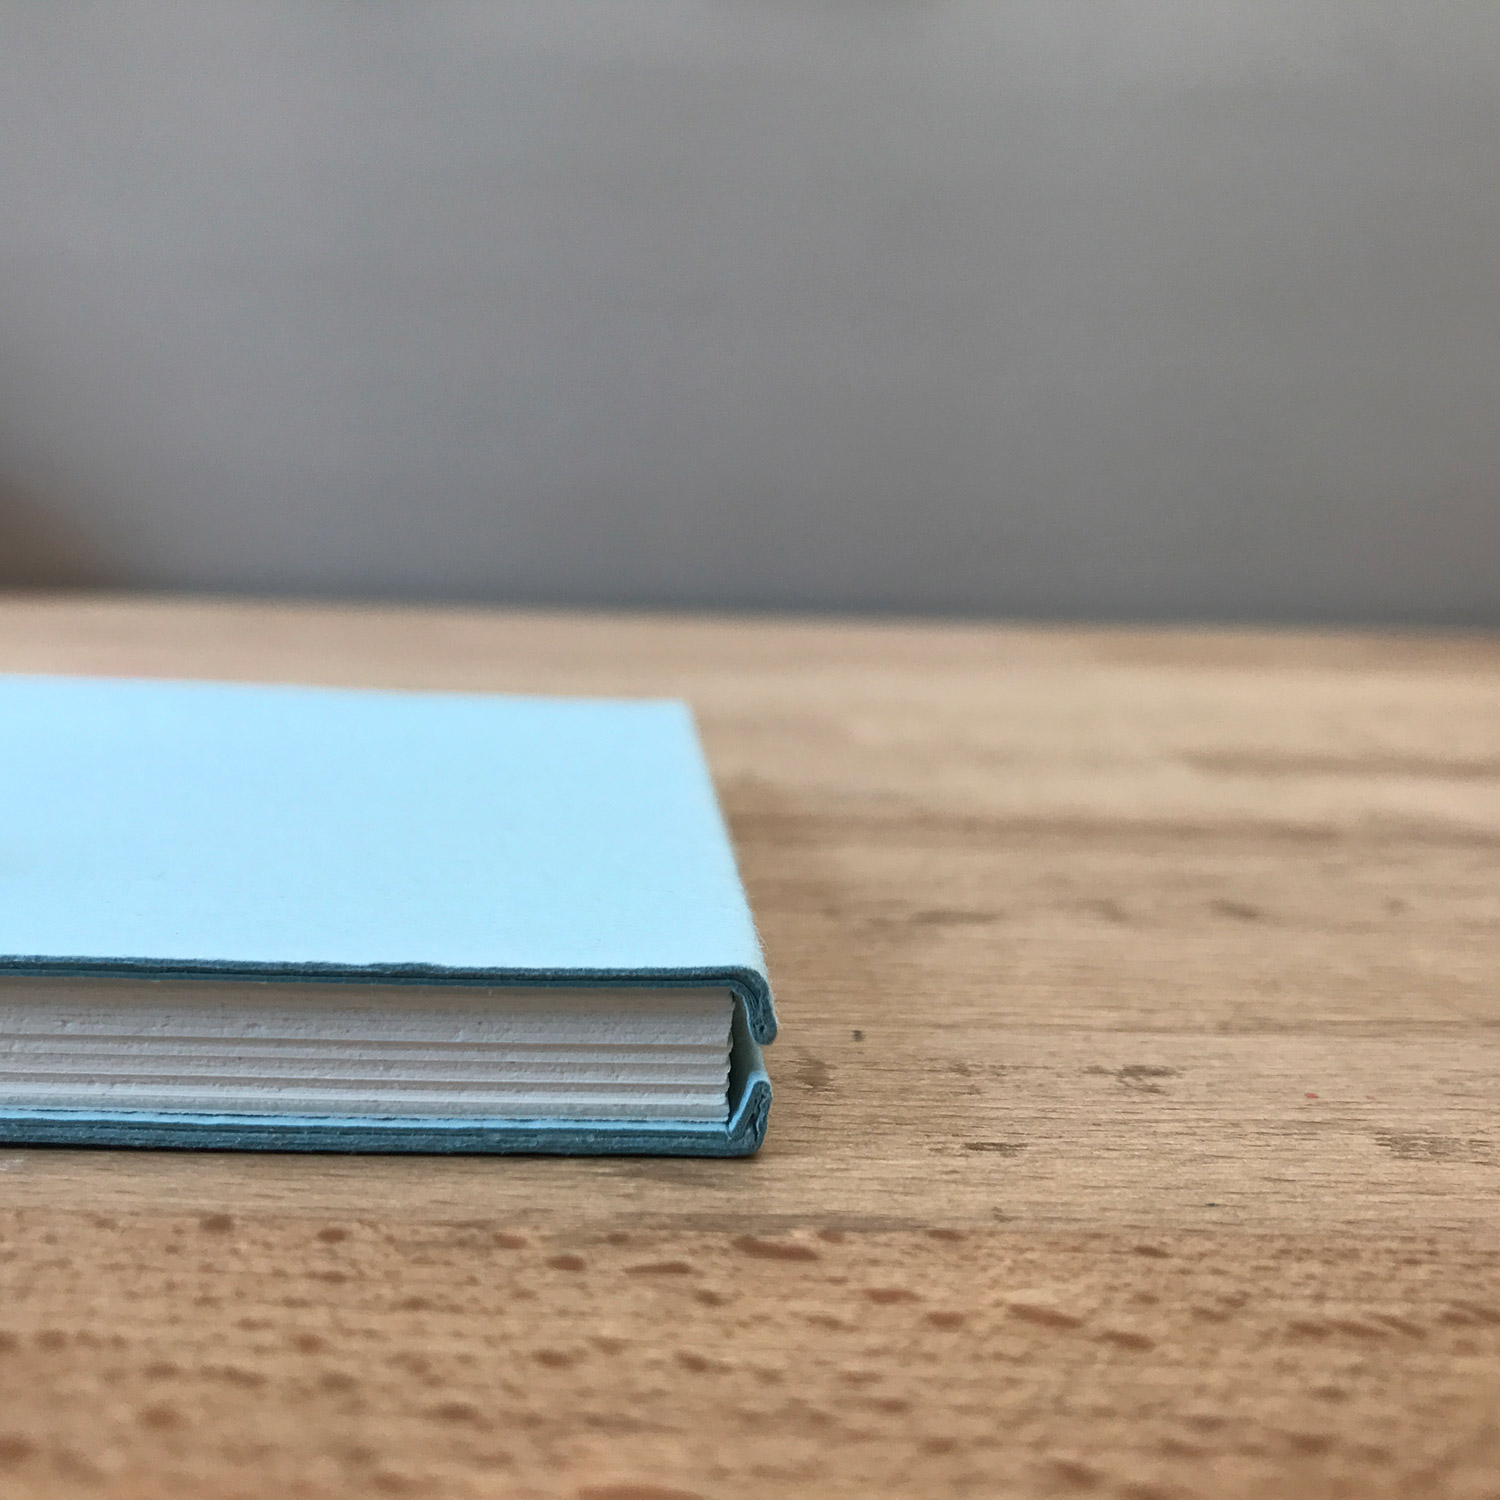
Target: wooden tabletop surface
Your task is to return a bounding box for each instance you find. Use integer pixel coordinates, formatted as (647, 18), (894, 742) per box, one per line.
(0, 594), (1497, 1500)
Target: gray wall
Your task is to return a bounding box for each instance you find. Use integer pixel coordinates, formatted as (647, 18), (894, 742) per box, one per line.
(1, 3), (1497, 622)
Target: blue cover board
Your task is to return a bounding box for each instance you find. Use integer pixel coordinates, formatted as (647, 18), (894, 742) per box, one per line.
(0, 674), (775, 1155)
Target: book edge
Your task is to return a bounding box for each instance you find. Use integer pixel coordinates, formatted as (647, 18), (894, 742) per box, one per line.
(0, 958), (779, 1044)
(0, 998), (772, 1158)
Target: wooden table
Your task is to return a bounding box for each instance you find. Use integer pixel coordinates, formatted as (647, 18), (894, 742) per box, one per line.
(0, 595), (1497, 1500)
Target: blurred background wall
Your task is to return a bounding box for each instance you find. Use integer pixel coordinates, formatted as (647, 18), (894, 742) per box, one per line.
(0, 2), (1496, 622)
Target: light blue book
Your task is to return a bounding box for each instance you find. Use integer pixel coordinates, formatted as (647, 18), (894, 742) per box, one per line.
(0, 675), (775, 1154)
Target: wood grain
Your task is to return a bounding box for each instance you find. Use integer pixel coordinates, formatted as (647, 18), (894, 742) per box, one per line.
(0, 593), (1497, 1500)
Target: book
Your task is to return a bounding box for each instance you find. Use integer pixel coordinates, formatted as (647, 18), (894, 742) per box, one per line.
(0, 674), (776, 1154)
